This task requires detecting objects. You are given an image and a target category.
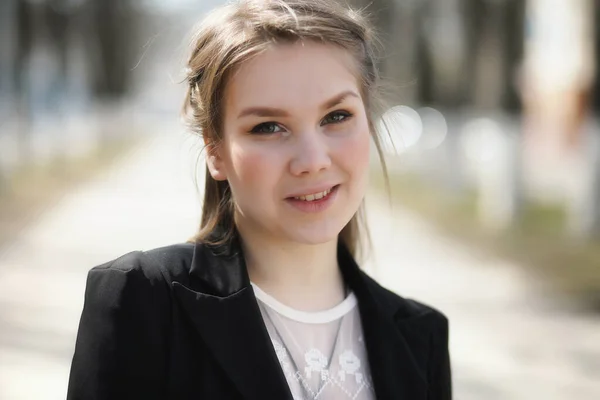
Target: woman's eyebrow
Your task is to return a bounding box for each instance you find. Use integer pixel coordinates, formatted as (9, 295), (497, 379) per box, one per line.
(321, 90), (360, 110)
(236, 90), (360, 119)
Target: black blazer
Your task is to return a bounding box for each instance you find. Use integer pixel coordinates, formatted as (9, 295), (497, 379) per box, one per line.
(67, 239), (451, 399)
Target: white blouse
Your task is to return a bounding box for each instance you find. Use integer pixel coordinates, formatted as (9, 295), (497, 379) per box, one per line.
(252, 283), (376, 400)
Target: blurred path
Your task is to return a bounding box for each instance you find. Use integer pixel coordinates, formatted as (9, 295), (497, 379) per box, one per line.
(0, 128), (202, 400)
(0, 128), (598, 399)
(364, 195), (600, 399)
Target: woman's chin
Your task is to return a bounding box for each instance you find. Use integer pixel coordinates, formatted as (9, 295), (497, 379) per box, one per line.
(282, 226), (344, 246)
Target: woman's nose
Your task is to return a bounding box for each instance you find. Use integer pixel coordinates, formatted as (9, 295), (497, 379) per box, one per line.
(289, 130), (332, 176)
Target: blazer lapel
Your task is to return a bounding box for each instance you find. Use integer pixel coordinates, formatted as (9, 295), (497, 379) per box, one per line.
(338, 244), (429, 400)
(172, 239), (293, 400)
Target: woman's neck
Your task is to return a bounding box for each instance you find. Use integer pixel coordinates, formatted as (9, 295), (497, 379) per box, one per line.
(239, 232), (346, 313)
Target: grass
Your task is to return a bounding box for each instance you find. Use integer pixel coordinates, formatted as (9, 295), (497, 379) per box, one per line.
(370, 169), (600, 311)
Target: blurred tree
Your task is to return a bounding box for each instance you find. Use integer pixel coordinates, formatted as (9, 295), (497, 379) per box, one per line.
(0, 0), (20, 192)
(460, 0), (524, 112)
(13, 0), (35, 167)
(502, 0), (525, 112)
(591, 1), (600, 111)
(85, 0), (139, 100)
(44, 0), (72, 112)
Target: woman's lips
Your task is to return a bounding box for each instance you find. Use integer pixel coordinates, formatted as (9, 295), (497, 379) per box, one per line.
(285, 185), (340, 213)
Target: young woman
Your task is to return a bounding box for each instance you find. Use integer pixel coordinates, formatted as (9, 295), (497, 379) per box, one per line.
(67, 1), (452, 399)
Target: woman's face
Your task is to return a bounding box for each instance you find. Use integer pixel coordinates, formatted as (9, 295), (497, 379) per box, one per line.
(207, 41), (371, 246)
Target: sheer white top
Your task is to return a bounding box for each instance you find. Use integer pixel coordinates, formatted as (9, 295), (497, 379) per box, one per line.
(252, 283), (376, 400)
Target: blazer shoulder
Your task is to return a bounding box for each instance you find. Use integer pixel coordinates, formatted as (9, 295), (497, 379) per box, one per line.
(90, 243), (194, 283)
(396, 297), (449, 326)
(70, 246), (188, 399)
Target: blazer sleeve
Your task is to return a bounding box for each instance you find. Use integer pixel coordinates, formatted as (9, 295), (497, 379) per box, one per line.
(67, 251), (171, 400)
(427, 313), (452, 400)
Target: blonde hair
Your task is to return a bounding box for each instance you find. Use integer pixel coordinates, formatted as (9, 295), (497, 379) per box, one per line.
(182, 0), (389, 259)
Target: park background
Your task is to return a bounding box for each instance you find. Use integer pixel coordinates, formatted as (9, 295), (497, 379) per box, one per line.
(0, 0), (599, 399)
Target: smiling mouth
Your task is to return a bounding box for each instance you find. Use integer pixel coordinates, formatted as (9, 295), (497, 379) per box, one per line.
(290, 185), (338, 202)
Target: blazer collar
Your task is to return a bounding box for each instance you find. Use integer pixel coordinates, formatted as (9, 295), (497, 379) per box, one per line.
(172, 237), (428, 400)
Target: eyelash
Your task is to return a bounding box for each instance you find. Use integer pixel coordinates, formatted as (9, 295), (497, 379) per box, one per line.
(249, 110), (353, 134)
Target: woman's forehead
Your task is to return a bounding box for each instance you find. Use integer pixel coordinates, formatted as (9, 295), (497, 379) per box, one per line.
(225, 41), (362, 112)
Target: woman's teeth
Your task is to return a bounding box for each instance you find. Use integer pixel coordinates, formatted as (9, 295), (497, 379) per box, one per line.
(294, 187), (333, 201)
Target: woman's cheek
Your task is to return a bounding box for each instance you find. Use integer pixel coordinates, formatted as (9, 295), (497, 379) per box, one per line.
(231, 148), (276, 185)
(340, 126), (371, 169)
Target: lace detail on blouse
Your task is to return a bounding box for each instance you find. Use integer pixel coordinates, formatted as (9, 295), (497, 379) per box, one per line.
(252, 283), (375, 400)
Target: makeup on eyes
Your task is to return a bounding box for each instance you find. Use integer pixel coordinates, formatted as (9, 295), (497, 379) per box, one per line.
(248, 110), (354, 134)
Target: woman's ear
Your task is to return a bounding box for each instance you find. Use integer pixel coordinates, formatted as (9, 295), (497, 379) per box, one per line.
(204, 137), (228, 181)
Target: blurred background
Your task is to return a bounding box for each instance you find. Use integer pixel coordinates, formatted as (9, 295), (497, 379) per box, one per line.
(0, 0), (599, 399)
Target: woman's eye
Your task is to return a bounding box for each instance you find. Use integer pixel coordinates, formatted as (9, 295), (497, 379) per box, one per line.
(250, 122), (283, 134)
(322, 111), (352, 125)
